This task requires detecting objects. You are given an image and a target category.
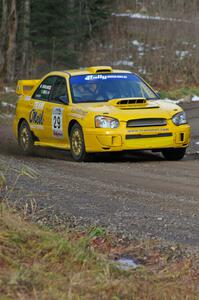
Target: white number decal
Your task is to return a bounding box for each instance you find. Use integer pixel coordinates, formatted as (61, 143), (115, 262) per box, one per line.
(52, 107), (63, 137)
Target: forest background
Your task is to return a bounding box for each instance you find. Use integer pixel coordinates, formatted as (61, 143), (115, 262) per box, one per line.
(1, 0), (199, 89)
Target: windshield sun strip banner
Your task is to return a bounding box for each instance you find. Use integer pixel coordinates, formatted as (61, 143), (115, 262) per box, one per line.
(70, 73), (139, 84)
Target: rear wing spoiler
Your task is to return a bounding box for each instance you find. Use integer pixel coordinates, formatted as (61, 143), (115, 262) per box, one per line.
(16, 80), (40, 95)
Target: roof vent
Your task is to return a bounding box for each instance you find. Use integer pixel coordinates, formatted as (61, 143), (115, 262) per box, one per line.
(87, 66), (112, 74)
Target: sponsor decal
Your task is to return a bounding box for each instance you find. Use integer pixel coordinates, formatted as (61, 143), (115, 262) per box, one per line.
(30, 124), (44, 130)
(34, 101), (45, 110)
(71, 108), (87, 117)
(69, 113), (86, 120)
(25, 96), (31, 101)
(29, 109), (44, 125)
(84, 74), (128, 81)
(40, 84), (52, 91)
(52, 107), (63, 138)
(29, 102), (45, 127)
(41, 89), (50, 95)
(128, 128), (169, 133)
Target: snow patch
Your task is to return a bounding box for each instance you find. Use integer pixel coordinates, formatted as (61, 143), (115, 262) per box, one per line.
(0, 113), (13, 119)
(1, 101), (15, 109)
(115, 257), (139, 270)
(132, 40), (144, 52)
(192, 95), (199, 101)
(162, 98), (181, 104)
(132, 40), (140, 47)
(3, 87), (15, 93)
(151, 46), (164, 51)
(162, 95), (199, 104)
(113, 12), (191, 24)
(113, 60), (134, 67)
(138, 66), (147, 74)
(176, 50), (191, 60)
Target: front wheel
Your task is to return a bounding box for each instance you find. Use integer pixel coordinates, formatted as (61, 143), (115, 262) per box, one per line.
(161, 148), (186, 161)
(69, 123), (90, 162)
(18, 121), (34, 155)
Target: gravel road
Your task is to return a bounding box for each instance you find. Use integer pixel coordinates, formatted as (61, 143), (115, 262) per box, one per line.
(0, 102), (199, 247)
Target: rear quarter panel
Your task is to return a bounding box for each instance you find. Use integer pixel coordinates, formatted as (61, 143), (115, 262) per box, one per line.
(13, 95), (32, 139)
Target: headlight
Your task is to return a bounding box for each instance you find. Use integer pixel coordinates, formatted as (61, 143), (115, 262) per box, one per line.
(95, 116), (120, 128)
(172, 111), (187, 126)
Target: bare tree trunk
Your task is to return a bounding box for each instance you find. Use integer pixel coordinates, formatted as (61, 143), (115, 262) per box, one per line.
(6, 0), (18, 83)
(67, 0), (76, 53)
(0, 0), (8, 76)
(22, 0), (31, 77)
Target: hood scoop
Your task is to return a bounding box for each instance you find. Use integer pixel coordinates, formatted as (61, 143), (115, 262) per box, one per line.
(108, 98), (159, 110)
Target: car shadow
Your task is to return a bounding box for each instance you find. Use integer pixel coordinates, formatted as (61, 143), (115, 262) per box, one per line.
(0, 134), (197, 163)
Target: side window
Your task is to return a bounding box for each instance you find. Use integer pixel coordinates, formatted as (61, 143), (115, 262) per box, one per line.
(33, 76), (57, 101)
(50, 76), (68, 104)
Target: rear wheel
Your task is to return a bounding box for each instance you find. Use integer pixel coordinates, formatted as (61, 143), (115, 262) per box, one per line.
(69, 123), (90, 162)
(18, 121), (34, 155)
(162, 148), (186, 161)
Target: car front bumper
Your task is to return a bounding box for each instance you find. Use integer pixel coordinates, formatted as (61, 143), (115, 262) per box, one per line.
(84, 123), (191, 153)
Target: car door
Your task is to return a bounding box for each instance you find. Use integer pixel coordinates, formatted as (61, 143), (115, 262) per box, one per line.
(44, 76), (69, 145)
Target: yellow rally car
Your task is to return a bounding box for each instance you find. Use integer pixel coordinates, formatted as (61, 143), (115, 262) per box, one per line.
(13, 66), (190, 161)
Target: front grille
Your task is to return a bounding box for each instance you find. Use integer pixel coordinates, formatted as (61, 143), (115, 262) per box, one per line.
(127, 118), (167, 127)
(126, 133), (173, 139)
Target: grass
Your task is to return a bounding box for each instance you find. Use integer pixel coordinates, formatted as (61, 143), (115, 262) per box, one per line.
(1, 202), (199, 300)
(159, 86), (199, 100)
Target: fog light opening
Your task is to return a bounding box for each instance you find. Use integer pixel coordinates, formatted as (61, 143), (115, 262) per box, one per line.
(180, 133), (184, 142)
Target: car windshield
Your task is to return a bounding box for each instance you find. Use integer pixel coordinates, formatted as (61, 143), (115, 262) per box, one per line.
(70, 73), (159, 103)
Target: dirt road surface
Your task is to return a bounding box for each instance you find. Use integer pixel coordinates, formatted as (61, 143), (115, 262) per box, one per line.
(0, 102), (199, 247)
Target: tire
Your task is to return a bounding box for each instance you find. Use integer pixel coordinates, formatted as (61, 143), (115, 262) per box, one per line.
(162, 148), (186, 161)
(69, 123), (90, 162)
(18, 121), (34, 155)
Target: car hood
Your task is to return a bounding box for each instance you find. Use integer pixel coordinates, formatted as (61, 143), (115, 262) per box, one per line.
(73, 99), (182, 121)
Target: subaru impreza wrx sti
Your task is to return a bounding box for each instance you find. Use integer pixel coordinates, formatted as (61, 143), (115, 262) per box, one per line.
(13, 66), (190, 161)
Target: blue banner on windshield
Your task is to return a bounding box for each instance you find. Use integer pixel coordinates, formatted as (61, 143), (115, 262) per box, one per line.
(70, 73), (139, 84)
